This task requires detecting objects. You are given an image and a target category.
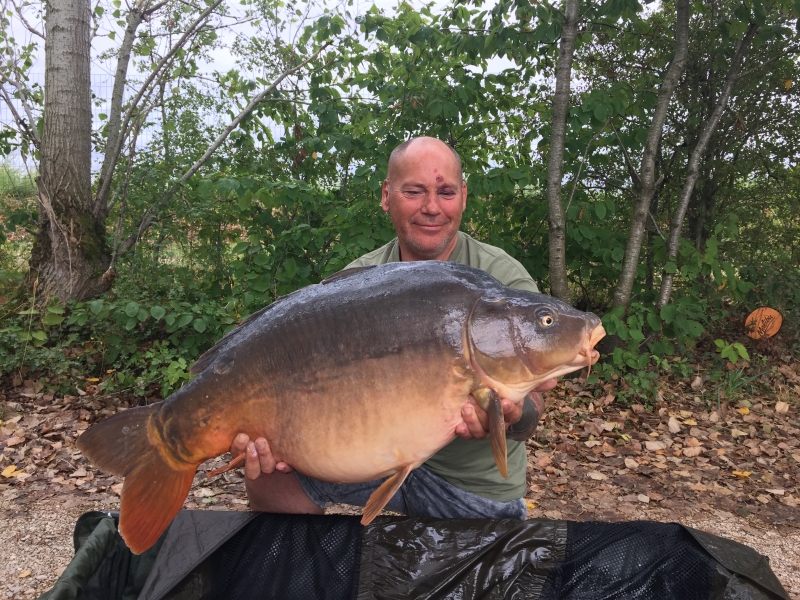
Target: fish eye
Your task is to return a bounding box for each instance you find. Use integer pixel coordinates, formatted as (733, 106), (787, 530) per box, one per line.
(537, 310), (555, 327)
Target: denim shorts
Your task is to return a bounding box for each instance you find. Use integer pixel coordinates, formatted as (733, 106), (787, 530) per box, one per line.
(295, 466), (527, 521)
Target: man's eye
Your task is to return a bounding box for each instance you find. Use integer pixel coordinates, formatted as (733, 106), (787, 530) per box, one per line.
(403, 190), (422, 197)
(438, 190), (456, 198)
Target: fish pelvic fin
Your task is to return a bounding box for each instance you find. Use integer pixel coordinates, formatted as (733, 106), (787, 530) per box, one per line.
(76, 404), (198, 554)
(487, 391), (509, 479)
(361, 464), (413, 525)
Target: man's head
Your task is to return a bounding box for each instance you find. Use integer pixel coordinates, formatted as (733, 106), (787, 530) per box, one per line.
(382, 137), (467, 262)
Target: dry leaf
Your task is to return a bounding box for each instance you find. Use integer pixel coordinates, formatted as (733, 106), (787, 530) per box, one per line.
(645, 441), (666, 451)
(689, 482), (708, 492)
(15, 472), (31, 481)
(2, 465), (22, 478)
(732, 471), (752, 479)
(737, 407), (750, 415)
(730, 428), (748, 438)
(624, 458), (639, 470)
(793, 454), (800, 463)
(756, 495), (770, 504)
(683, 419), (698, 426)
(708, 412), (720, 423)
(587, 471), (608, 481)
(679, 410), (693, 418)
(584, 440), (602, 448)
(683, 447), (703, 458)
(193, 487), (216, 498)
(18, 570), (31, 578)
(766, 488), (785, 496)
(775, 401), (789, 413)
(70, 468), (87, 478)
(111, 483), (123, 495)
(690, 376), (703, 390)
(525, 500), (537, 510)
(5, 436), (25, 447)
(686, 437), (701, 447)
(637, 494), (650, 503)
(668, 417), (682, 434)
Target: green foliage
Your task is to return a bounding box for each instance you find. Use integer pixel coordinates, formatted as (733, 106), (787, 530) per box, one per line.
(714, 339), (750, 362)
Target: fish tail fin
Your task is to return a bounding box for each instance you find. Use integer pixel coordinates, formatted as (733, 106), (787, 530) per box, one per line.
(76, 404), (197, 554)
(361, 464), (413, 525)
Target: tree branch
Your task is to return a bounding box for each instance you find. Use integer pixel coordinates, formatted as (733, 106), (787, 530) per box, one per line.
(657, 22), (759, 308)
(115, 43), (332, 257)
(611, 122), (641, 191)
(94, 0), (224, 212)
(9, 0), (43, 38)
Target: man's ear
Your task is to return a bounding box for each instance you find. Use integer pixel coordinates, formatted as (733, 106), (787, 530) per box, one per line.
(461, 180), (468, 211)
(381, 179), (391, 212)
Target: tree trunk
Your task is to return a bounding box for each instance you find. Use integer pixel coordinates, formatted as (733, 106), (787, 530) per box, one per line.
(545, 0), (579, 304)
(656, 23), (759, 308)
(611, 0), (689, 309)
(28, 0), (113, 303)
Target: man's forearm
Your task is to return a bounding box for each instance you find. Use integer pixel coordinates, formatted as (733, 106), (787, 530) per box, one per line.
(506, 392), (544, 441)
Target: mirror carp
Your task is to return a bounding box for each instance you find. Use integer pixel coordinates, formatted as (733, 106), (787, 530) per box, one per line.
(77, 261), (605, 553)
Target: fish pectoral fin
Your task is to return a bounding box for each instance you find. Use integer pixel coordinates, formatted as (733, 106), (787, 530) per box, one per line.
(206, 453), (245, 478)
(361, 464), (413, 526)
(487, 391), (509, 479)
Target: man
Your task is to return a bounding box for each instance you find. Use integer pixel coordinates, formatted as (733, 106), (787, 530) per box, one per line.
(231, 137), (555, 520)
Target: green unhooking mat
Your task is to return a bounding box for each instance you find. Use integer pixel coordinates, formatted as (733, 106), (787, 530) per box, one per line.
(38, 510), (789, 600)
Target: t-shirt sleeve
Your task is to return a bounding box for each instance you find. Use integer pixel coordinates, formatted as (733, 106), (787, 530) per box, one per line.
(485, 256), (539, 293)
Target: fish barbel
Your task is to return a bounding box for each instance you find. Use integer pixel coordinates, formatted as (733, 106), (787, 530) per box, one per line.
(77, 261), (605, 553)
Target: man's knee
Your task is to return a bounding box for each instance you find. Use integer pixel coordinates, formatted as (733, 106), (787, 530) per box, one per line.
(245, 471), (324, 514)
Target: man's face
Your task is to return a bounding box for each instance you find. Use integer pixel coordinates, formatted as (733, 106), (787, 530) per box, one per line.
(381, 140), (467, 262)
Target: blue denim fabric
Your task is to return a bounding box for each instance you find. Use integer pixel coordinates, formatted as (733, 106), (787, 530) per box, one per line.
(295, 466), (527, 520)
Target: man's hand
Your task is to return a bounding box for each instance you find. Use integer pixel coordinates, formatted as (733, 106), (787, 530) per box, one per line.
(455, 379), (556, 441)
(230, 434), (294, 481)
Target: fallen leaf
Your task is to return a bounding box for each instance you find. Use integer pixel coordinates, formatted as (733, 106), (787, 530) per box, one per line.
(689, 482), (708, 492)
(775, 401), (789, 413)
(86, 377), (100, 383)
(756, 495), (770, 504)
(2, 465), (22, 478)
(668, 417), (682, 434)
(732, 471), (752, 479)
(690, 376), (703, 390)
(766, 488), (785, 496)
(637, 494), (650, 503)
(730, 428), (748, 438)
(737, 407), (750, 415)
(193, 487), (216, 498)
(683, 419), (698, 426)
(792, 454), (800, 463)
(5, 436), (25, 447)
(587, 470), (608, 481)
(18, 570), (31, 578)
(708, 412), (720, 423)
(111, 483), (123, 495)
(620, 495), (639, 502)
(70, 468), (87, 478)
(686, 437), (701, 447)
(645, 441), (666, 451)
(15, 472), (31, 481)
(624, 458), (639, 470)
(525, 500), (536, 510)
(584, 440), (602, 448)
(7, 416), (22, 425)
(683, 447), (703, 458)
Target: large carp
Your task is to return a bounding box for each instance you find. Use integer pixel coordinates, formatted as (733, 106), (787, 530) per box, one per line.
(78, 261), (605, 553)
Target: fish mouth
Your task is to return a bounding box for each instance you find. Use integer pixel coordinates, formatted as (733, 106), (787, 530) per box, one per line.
(577, 323), (606, 376)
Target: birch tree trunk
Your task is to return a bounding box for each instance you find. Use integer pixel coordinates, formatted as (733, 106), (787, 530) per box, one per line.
(656, 23), (759, 308)
(545, 0), (579, 304)
(611, 0), (689, 309)
(27, 0), (114, 303)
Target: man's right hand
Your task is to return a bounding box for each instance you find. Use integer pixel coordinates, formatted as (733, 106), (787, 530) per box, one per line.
(230, 434), (294, 480)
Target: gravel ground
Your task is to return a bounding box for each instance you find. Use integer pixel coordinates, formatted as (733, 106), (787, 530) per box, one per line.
(1, 495), (797, 599)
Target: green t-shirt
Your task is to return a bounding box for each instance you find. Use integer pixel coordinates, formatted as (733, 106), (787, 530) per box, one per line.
(346, 231), (539, 501)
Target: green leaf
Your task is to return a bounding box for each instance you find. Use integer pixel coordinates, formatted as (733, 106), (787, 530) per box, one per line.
(660, 304), (676, 324)
(89, 300), (104, 315)
(124, 302), (140, 317)
(150, 306), (166, 320)
(176, 314), (193, 328)
(108, 31), (115, 40)
(664, 262), (677, 274)
(646, 311), (661, 331)
(193, 318), (207, 333)
(31, 329), (47, 341)
(42, 313), (64, 326)
(594, 202), (606, 220)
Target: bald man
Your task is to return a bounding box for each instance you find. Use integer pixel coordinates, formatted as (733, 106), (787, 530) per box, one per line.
(232, 137), (553, 520)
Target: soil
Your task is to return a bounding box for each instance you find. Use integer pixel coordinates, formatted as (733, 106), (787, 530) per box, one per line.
(1, 359), (798, 599)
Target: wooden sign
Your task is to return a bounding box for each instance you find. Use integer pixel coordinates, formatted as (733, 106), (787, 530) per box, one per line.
(744, 307), (783, 339)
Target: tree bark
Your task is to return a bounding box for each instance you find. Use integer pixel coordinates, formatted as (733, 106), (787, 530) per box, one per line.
(27, 0), (113, 303)
(656, 23), (759, 308)
(611, 0), (689, 309)
(545, 0), (580, 304)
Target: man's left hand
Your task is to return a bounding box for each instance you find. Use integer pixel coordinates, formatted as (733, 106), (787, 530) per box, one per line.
(455, 379), (556, 441)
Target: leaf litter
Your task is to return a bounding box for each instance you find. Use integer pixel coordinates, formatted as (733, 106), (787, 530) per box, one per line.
(0, 360), (798, 599)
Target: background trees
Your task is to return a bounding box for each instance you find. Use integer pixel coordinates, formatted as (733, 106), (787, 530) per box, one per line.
(0, 0), (798, 400)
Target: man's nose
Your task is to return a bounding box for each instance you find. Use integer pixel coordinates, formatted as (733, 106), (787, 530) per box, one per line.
(420, 192), (442, 213)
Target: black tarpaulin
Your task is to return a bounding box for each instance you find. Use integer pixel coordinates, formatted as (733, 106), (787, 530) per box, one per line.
(37, 510), (790, 600)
